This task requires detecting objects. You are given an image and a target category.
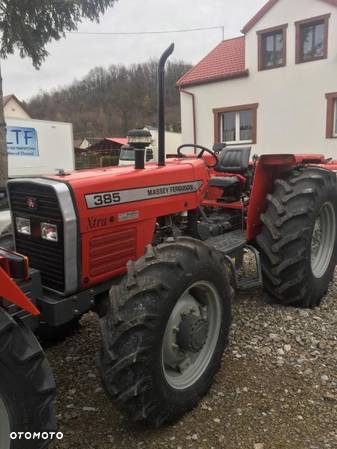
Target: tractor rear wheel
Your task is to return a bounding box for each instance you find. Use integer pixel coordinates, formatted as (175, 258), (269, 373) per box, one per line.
(257, 167), (337, 308)
(99, 237), (232, 426)
(0, 308), (56, 449)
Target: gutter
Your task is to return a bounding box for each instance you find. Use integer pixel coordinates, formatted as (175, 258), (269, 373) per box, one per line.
(179, 88), (196, 145)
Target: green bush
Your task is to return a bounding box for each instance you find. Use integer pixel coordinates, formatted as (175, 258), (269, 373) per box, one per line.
(75, 154), (100, 169)
(100, 156), (119, 167)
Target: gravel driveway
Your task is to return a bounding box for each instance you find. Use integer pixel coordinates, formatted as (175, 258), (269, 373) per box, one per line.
(48, 271), (337, 449)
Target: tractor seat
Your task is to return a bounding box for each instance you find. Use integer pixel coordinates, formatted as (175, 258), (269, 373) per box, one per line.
(209, 176), (240, 189)
(215, 147), (251, 174)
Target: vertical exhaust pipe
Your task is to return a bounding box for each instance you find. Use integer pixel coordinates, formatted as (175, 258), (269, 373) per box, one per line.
(158, 43), (175, 167)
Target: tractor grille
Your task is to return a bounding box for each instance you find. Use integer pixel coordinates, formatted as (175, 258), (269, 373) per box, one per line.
(89, 228), (137, 277)
(8, 182), (65, 292)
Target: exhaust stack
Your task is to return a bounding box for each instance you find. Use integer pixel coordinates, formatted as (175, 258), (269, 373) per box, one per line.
(158, 43), (175, 167)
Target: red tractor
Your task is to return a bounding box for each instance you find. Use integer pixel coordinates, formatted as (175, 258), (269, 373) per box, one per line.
(1, 44), (337, 447)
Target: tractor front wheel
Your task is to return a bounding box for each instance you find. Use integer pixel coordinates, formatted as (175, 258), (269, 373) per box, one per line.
(99, 238), (232, 426)
(257, 167), (337, 308)
(0, 308), (56, 449)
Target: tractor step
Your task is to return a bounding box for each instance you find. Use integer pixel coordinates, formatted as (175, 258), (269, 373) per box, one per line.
(208, 230), (263, 291)
(207, 229), (246, 257)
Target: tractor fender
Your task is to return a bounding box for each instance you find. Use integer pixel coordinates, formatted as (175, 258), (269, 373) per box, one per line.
(247, 154), (308, 241)
(247, 153), (337, 241)
(0, 266), (40, 316)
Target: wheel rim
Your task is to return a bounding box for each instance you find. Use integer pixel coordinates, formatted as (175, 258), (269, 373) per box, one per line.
(311, 202), (336, 279)
(0, 395), (11, 449)
(161, 281), (222, 390)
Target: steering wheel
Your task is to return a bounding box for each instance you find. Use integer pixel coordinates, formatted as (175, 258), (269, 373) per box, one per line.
(177, 144), (219, 168)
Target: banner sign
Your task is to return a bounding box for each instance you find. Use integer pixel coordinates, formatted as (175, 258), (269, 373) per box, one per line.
(7, 127), (39, 157)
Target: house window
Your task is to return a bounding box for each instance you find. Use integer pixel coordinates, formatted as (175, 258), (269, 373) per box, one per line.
(296, 14), (330, 64)
(257, 25), (287, 71)
(325, 92), (337, 139)
(213, 104), (258, 145)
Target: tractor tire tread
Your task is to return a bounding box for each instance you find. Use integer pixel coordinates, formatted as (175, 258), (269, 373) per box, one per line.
(99, 237), (231, 426)
(0, 307), (56, 449)
(256, 167), (337, 307)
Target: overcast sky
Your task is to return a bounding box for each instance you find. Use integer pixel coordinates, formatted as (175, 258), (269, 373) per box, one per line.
(2, 0), (266, 101)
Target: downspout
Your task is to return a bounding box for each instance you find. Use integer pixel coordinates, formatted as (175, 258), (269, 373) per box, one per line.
(180, 88), (196, 145)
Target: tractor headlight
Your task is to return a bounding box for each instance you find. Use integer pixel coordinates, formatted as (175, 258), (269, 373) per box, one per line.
(16, 217), (31, 235)
(41, 222), (58, 242)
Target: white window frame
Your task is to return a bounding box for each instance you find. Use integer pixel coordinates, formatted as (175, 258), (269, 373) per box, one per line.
(221, 111), (253, 145)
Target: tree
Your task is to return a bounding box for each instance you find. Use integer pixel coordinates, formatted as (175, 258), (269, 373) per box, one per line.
(28, 60), (192, 138)
(0, 0), (118, 188)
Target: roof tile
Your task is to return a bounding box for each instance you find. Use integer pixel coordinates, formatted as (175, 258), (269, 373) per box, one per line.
(177, 36), (248, 88)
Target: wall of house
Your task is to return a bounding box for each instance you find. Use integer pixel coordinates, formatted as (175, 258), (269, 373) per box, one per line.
(180, 0), (337, 158)
(4, 98), (30, 119)
(149, 130), (182, 160)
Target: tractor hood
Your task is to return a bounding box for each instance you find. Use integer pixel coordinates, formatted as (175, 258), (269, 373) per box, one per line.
(7, 157), (209, 293)
(45, 157), (209, 234)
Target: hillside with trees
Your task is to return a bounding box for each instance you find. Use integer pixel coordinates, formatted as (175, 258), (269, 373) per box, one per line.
(27, 60), (192, 139)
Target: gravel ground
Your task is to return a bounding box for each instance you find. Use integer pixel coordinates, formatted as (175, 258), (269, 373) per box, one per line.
(48, 270), (337, 449)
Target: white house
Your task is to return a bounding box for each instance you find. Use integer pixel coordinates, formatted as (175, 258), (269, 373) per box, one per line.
(3, 95), (31, 120)
(178, 0), (337, 158)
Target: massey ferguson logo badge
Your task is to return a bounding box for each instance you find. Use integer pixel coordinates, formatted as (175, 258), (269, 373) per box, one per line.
(26, 197), (37, 209)
(85, 181), (203, 209)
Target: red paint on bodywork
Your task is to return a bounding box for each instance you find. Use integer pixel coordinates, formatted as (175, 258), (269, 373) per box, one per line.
(202, 199), (243, 210)
(205, 186), (223, 201)
(48, 158), (209, 288)
(0, 267), (40, 316)
(246, 157), (278, 241)
(31, 152), (337, 289)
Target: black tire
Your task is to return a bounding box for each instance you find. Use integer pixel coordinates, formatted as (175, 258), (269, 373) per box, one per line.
(99, 237), (232, 426)
(0, 307), (57, 449)
(256, 166), (337, 308)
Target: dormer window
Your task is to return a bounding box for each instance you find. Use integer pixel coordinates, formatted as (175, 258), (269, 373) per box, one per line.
(296, 14), (330, 64)
(257, 25), (287, 71)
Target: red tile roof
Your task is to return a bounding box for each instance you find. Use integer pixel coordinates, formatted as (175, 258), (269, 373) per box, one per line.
(105, 137), (127, 145)
(177, 36), (248, 88)
(242, 0), (337, 33)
